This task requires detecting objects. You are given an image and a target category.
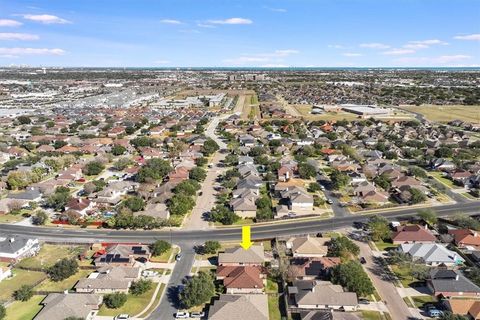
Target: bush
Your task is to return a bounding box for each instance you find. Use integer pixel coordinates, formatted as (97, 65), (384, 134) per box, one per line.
(130, 279), (153, 296)
(298, 163), (316, 179)
(210, 205), (239, 225)
(189, 167), (207, 182)
(123, 196), (145, 212)
(13, 285), (33, 301)
(331, 261), (374, 296)
(32, 210), (48, 225)
(151, 240), (171, 256)
(328, 236), (360, 259)
(203, 241), (221, 254)
(103, 292), (127, 309)
(47, 258), (78, 281)
(83, 161), (105, 176)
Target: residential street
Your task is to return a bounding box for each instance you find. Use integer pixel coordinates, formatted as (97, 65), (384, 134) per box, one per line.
(354, 239), (414, 320)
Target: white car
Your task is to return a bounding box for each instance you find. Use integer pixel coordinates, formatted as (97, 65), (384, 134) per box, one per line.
(190, 311), (205, 318)
(175, 311), (190, 319)
(114, 315), (130, 320)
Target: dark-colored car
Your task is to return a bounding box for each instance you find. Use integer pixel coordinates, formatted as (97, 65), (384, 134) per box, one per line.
(360, 257), (367, 264)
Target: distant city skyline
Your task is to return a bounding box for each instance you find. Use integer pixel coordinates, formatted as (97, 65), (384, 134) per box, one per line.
(0, 0), (479, 67)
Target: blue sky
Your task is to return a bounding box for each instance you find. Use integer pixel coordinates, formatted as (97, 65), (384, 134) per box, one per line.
(0, 0), (479, 67)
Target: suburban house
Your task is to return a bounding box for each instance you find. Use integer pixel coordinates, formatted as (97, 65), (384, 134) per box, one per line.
(216, 265), (265, 294)
(449, 229), (480, 249)
(218, 245), (265, 266)
(65, 198), (94, 216)
(391, 225), (437, 244)
(427, 269), (480, 298)
(75, 265), (141, 293)
(94, 244), (151, 266)
(208, 294), (268, 320)
(280, 186), (314, 211)
(286, 236), (330, 258)
(445, 299), (480, 319)
(297, 310), (361, 320)
(0, 235), (40, 262)
(288, 257), (341, 280)
(230, 196), (257, 218)
(400, 243), (464, 266)
(288, 280), (358, 311)
(34, 293), (102, 320)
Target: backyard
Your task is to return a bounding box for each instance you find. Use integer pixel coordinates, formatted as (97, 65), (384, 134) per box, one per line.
(17, 244), (86, 269)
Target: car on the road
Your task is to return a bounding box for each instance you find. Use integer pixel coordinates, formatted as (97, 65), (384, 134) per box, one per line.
(319, 185), (325, 190)
(287, 212), (296, 218)
(359, 257), (367, 264)
(326, 199), (333, 204)
(358, 299), (370, 305)
(190, 311), (205, 318)
(114, 314), (130, 320)
(208, 164), (213, 168)
(176, 253), (183, 261)
(174, 311), (189, 319)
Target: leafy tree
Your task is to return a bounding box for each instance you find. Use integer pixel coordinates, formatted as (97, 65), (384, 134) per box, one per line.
(201, 138), (219, 156)
(328, 236), (360, 259)
(408, 166), (427, 179)
(330, 169), (350, 190)
(189, 167), (207, 182)
(32, 210), (48, 225)
(53, 140), (68, 150)
(7, 171), (31, 190)
(331, 261), (374, 297)
(47, 187), (72, 211)
(130, 136), (156, 148)
(210, 205), (239, 225)
(466, 268), (480, 287)
(130, 279), (153, 295)
(195, 157), (207, 167)
(123, 196), (145, 212)
(103, 292), (127, 309)
(111, 145), (127, 156)
(298, 163), (316, 179)
(168, 194), (195, 216)
(435, 146), (453, 158)
(203, 241), (221, 254)
(13, 285), (33, 301)
(0, 305), (5, 320)
(455, 214), (480, 230)
(83, 161), (105, 176)
(367, 216), (391, 242)
(410, 188), (427, 204)
(137, 158), (172, 182)
(47, 258), (78, 281)
(308, 182), (322, 193)
(179, 271), (216, 308)
(224, 154), (239, 166)
(125, 126), (136, 135)
(173, 180), (200, 196)
(418, 209), (438, 226)
(151, 240), (171, 256)
(17, 115), (31, 124)
(373, 174), (391, 190)
(113, 157), (132, 171)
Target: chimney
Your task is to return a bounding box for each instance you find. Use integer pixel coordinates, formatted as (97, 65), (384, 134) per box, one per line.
(425, 224), (428, 230)
(455, 274), (460, 281)
(474, 231), (478, 237)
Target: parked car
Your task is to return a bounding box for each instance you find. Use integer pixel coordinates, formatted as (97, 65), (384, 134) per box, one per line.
(326, 198), (333, 204)
(427, 307), (443, 318)
(360, 257), (367, 264)
(175, 311), (189, 319)
(358, 299), (370, 305)
(114, 314), (130, 320)
(190, 311), (205, 318)
(176, 253), (183, 261)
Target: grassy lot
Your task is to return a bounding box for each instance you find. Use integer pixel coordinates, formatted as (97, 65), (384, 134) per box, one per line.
(360, 311), (385, 320)
(399, 105), (480, 123)
(137, 283), (166, 318)
(17, 244), (86, 270)
(293, 105), (359, 121)
(266, 278), (279, 294)
(411, 295), (436, 308)
(391, 264), (417, 288)
(98, 286), (156, 316)
(35, 269), (91, 292)
(429, 172), (460, 189)
(267, 294), (282, 320)
(374, 240), (398, 252)
(5, 295), (45, 320)
(150, 247), (178, 263)
(0, 214), (24, 223)
(255, 240), (272, 251)
(0, 269), (47, 301)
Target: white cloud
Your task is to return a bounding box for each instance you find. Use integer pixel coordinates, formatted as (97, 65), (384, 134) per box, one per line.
(382, 49), (416, 55)
(359, 43), (390, 49)
(410, 39), (448, 46)
(454, 33), (480, 41)
(20, 14), (70, 24)
(265, 7), (287, 13)
(160, 19), (182, 25)
(0, 19), (22, 27)
(342, 52), (362, 57)
(394, 55), (471, 65)
(207, 18), (252, 25)
(0, 47), (65, 55)
(403, 43), (429, 49)
(0, 33), (39, 41)
(0, 54), (19, 58)
(197, 23), (215, 28)
(223, 49), (298, 65)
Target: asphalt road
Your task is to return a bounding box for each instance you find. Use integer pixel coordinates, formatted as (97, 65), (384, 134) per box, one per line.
(1, 201), (478, 244)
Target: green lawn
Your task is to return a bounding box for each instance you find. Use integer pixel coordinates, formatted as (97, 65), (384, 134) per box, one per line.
(5, 295), (45, 320)
(374, 240), (398, 252)
(403, 297), (415, 308)
(0, 269), (47, 301)
(0, 214), (24, 223)
(98, 286), (157, 316)
(430, 172), (459, 189)
(266, 278), (279, 294)
(35, 269), (91, 292)
(17, 244), (86, 270)
(391, 264), (418, 288)
(150, 247), (177, 263)
(411, 295), (436, 308)
(137, 283), (166, 318)
(360, 311), (385, 320)
(268, 294), (281, 320)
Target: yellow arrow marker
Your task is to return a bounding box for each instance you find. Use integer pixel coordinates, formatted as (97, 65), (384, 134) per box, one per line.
(240, 225), (253, 250)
